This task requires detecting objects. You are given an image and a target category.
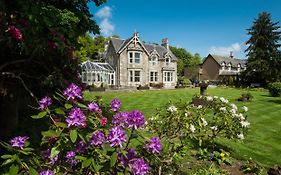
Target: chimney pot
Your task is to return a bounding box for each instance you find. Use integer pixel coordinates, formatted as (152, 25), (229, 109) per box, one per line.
(162, 38), (169, 50)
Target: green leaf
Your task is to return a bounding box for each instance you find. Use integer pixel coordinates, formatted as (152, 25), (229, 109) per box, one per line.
(65, 103), (73, 109)
(55, 122), (67, 128)
(77, 102), (87, 108)
(93, 163), (102, 172)
(41, 130), (60, 137)
(75, 156), (86, 161)
(70, 129), (78, 143)
(55, 108), (65, 115)
(29, 168), (38, 175)
(50, 147), (60, 159)
(1, 159), (13, 166)
(110, 152), (117, 167)
(1, 155), (12, 159)
(31, 111), (47, 119)
(82, 158), (92, 168)
(9, 164), (19, 175)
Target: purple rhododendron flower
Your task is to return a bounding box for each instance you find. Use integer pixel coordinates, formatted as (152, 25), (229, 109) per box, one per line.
(9, 136), (29, 150)
(129, 158), (150, 175)
(118, 148), (138, 166)
(63, 83), (82, 100)
(107, 126), (127, 147)
(145, 137), (162, 154)
(110, 98), (121, 112)
(8, 25), (23, 41)
(42, 149), (58, 165)
(75, 140), (87, 154)
(38, 96), (52, 110)
(39, 170), (55, 175)
(90, 130), (105, 147)
(88, 102), (100, 112)
(65, 151), (78, 166)
(66, 107), (86, 127)
(126, 110), (145, 129)
(112, 112), (129, 128)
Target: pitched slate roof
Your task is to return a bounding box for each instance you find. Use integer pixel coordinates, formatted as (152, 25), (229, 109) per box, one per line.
(209, 54), (246, 68)
(109, 37), (177, 61)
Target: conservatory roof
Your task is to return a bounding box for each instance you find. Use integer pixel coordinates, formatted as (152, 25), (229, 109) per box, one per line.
(81, 61), (115, 72)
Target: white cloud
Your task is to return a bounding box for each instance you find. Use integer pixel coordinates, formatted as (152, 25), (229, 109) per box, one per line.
(209, 43), (241, 56)
(95, 6), (114, 36)
(95, 6), (112, 18)
(100, 18), (114, 36)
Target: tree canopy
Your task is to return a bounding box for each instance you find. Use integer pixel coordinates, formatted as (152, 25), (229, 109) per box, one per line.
(244, 12), (281, 85)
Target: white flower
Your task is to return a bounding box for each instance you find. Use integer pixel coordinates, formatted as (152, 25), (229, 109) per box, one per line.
(242, 106), (248, 112)
(201, 118), (208, 126)
(220, 97), (229, 103)
(219, 107), (227, 112)
(230, 103), (238, 110)
(168, 105), (177, 112)
(230, 108), (237, 114)
(210, 126), (218, 131)
(190, 124), (196, 133)
(238, 113), (245, 120)
(206, 96), (213, 101)
(214, 96), (218, 99)
(237, 133), (245, 140)
(197, 105), (202, 109)
(240, 120), (250, 128)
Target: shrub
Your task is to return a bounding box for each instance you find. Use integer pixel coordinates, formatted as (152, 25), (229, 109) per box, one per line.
(238, 92), (253, 101)
(268, 82), (281, 97)
(182, 78), (192, 86)
(0, 83), (162, 175)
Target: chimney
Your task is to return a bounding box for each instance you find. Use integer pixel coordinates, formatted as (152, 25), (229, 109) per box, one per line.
(230, 51), (234, 58)
(162, 38), (169, 50)
(134, 32), (139, 38)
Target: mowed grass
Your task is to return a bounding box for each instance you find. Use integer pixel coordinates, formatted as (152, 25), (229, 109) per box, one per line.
(84, 87), (281, 167)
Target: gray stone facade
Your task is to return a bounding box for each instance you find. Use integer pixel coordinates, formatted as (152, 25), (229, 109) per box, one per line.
(105, 32), (177, 88)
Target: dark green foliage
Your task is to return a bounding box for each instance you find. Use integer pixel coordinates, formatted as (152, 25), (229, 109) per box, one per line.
(268, 82), (281, 97)
(244, 12), (281, 86)
(238, 92), (253, 101)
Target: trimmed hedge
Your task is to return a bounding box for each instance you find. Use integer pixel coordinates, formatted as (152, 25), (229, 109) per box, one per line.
(268, 82), (281, 97)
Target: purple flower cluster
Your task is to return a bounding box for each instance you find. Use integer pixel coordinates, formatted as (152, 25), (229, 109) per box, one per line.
(65, 151), (78, 166)
(112, 112), (129, 127)
(129, 158), (150, 175)
(63, 83), (82, 100)
(38, 96), (52, 110)
(87, 102), (100, 112)
(39, 170), (55, 175)
(42, 149), (58, 165)
(145, 137), (162, 154)
(90, 130), (105, 147)
(118, 148), (138, 166)
(9, 136), (29, 150)
(126, 110), (145, 129)
(75, 140), (87, 154)
(107, 126), (127, 147)
(110, 98), (121, 112)
(66, 107), (86, 128)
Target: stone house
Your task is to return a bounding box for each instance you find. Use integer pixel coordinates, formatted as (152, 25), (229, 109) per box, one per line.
(200, 53), (246, 81)
(105, 32), (177, 88)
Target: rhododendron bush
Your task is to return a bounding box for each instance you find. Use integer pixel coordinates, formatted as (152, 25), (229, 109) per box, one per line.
(0, 83), (162, 175)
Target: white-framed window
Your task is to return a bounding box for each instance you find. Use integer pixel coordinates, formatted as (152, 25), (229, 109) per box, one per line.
(221, 62), (225, 70)
(128, 51), (141, 64)
(165, 58), (170, 66)
(237, 64), (241, 72)
(164, 71), (173, 82)
(227, 63), (232, 71)
(150, 72), (158, 82)
(151, 56), (158, 66)
(82, 72), (87, 82)
(129, 70), (141, 82)
(87, 73), (91, 82)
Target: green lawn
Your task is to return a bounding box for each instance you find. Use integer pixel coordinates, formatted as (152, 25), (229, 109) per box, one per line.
(84, 87), (281, 168)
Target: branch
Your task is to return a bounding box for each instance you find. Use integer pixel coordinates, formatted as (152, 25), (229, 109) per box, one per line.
(1, 72), (38, 102)
(0, 59), (28, 71)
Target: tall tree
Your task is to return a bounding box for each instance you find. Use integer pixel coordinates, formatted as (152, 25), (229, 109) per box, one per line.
(0, 0), (106, 139)
(245, 12), (281, 85)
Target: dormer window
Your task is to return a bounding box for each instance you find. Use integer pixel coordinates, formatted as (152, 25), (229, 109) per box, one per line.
(221, 62), (226, 70)
(151, 56), (158, 66)
(227, 63), (232, 71)
(128, 51), (141, 64)
(237, 64), (241, 72)
(165, 58), (170, 66)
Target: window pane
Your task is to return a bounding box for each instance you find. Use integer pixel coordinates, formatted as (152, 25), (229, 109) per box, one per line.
(129, 71), (133, 82)
(135, 71), (140, 82)
(129, 52), (133, 58)
(135, 52), (140, 58)
(155, 72), (158, 81)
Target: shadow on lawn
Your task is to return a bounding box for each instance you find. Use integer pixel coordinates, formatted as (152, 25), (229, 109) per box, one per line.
(268, 99), (281, 104)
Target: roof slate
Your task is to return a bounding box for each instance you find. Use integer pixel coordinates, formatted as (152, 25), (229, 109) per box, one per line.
(210, 54), (246, 68)
(109, 37), (177, 60)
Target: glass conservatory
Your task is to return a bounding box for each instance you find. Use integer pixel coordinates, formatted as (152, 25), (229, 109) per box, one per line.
(81, 61), (115, 86)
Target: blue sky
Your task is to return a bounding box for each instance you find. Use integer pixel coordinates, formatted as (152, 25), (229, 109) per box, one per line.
(89, 0), (281, 59)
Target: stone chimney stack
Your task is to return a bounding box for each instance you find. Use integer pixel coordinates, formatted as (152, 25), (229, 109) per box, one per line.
(230, 51), (234, 58)
(162, 38), (169, 50)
